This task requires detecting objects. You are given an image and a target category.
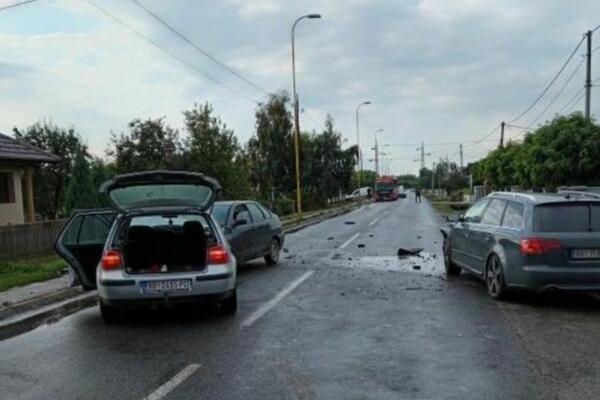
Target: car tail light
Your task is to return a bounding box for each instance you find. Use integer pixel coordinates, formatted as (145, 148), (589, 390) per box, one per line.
(101, 249), (123, 270)
(520, 238), (561, 256)
(207, 245), (229, 264)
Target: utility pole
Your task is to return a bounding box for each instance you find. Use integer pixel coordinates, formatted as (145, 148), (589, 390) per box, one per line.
(291, 13), (321, 213)
(374, 138), (379, 177)
(416, 142), (430, 170)
(459, 144), (464, 170)
(585, 30), (592, 120)
(355, 101), (371, 187)
(431, 162), (436, 192)
(500, 121), (505, 148)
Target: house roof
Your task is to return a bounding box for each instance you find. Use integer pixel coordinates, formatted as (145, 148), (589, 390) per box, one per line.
(0, 132), (59, 163)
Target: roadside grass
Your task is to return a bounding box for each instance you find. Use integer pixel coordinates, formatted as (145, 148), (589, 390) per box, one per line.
(430, 202), (460, 216)
(0, 255), (67, 292)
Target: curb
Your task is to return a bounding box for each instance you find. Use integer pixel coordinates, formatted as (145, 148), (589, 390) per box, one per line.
(0, 200), (368, 341)
(0, 291), (97, 341)
(283, 203), (365, 234)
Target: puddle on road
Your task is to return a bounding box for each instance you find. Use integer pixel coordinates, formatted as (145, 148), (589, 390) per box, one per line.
(329, 251), (443, 277)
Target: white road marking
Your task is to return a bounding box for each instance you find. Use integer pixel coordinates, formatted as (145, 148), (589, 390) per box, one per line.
(143, 364), (200, 400)
(368, 217), (380, 227)
(241, 270), (314, 328)
(340, 233), (361, 249)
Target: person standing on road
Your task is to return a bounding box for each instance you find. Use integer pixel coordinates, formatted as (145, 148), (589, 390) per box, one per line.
(415, 187), (422, 203)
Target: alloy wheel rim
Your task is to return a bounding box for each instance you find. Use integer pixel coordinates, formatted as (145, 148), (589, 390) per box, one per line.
(487, 257), (501, 296)
(270, 241), (279, 260)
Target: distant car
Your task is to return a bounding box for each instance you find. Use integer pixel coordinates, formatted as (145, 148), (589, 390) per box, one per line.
(398, 188), (407, 199)
(55, 171), (237, 322)
(441, 192), (600, 299)
(345, 187), (372, 201)
(211, 201), (284, 266)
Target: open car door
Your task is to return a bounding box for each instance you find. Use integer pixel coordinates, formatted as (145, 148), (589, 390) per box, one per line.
(54, 209), (115, 290)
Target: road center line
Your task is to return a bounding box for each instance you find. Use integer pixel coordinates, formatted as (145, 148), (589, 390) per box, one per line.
(368, 217), (380, 227)
(340, 233), (360, 249)
(143, 364), (200, 400)
(241, 270), (314, 328)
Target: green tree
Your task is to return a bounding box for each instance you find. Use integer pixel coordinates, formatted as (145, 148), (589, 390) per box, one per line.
(474, 113), (600, 191)
(182, 102), (251, 199)
(351, 169), (377, 189)
(247, 91), (295, 196)
(300, 114), (357, 206)
(90, 157), (115, 207)
(64, 150), (98, 212)
(13, 122), (85, 218)
(109, 118), (182, 173)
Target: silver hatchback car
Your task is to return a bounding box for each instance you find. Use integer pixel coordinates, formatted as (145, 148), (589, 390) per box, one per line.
(55, 171), (237, 322)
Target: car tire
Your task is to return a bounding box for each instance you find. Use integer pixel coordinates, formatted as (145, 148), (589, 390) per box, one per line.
(443, 239), (461, 277)
(265, 238), (280, 265)
(486, 255), (508, 300)
(221, 289), (237, 315)
(99, 302), (121, 324)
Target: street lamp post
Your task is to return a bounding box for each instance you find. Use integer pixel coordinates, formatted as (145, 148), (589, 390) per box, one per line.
(291, 13), (321, 214)
(355, 101), (371, 188)
(372, 128), (383, 177)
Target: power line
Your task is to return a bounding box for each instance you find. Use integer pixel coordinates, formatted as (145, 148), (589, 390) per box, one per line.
(564, 90), (586, 114)
(557, 86), (585, 114)
(130, 0), (269, 96)
(84, 0), (260, 105)
(0, 0), (37, 12)
(463, 125), (501, 148)
(508, 35), (585, 124)
(526, 56), (585, 129)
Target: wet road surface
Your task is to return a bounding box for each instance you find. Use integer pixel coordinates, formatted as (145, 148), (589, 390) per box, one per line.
(2, 197), (600, 399)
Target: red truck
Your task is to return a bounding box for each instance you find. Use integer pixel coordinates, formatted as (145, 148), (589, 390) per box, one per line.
(374, 176), (399, 201)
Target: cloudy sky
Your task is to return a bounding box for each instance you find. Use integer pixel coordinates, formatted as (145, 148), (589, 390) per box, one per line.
(1, 0), (599, 174)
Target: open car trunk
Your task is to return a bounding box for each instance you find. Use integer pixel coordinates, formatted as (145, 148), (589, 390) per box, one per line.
(121, 214), (210, 274)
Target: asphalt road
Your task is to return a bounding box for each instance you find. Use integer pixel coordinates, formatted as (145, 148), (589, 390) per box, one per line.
(2, 196), (600, 399)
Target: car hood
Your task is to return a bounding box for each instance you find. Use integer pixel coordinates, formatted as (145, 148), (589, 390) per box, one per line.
(100, 170), (221, 212)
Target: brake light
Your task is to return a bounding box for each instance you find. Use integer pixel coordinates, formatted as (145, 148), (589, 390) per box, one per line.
(207, 245), (229, 264)
(520, 238), (561, 256)
(101, 249), (123, 270)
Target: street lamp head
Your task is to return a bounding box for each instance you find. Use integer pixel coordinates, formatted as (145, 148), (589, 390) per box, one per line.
(307, 13), (321, 18)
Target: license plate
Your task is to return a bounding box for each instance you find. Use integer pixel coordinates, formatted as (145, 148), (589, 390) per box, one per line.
(571, 249), (600, 259)
(141, 279), (192, 294)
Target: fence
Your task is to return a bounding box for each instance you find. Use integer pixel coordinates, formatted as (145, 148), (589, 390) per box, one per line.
(0, 219), (66, 260)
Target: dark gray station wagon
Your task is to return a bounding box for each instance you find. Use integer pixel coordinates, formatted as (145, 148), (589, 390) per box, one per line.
(442, 192), (600, 299)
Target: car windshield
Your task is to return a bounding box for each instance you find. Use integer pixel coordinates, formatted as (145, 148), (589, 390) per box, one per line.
(211, 204), (230, 227)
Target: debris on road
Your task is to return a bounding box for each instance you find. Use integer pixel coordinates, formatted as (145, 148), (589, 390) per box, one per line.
(340, 292), (345, 296)
(345, 221), (356, 225)
(405, 286), (423, 291)
(369, 234), (374, 237)
(412, 265), (421, 270)
(331, 253), (342, 260)
(283, 248), (290, 253)
(327, 236), (334, 240)
(417, 235), (422, 239)
(397, 247), (423, 258)
(357, 243), (365, 248)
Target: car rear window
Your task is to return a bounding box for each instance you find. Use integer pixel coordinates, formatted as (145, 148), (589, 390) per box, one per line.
(533, 203), (600, 232)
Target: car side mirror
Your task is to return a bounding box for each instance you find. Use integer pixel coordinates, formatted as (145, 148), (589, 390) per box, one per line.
(445, 214), (464, 223)
(233, 218), (248, 228)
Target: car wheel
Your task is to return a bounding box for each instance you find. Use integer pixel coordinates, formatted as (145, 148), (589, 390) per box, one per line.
(443, 239), (461, 277)
(486, 255), (508, 300)
(99, 302), (121, 324)
(221, 289), (237, 315)
(265, 238), (280, 265)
